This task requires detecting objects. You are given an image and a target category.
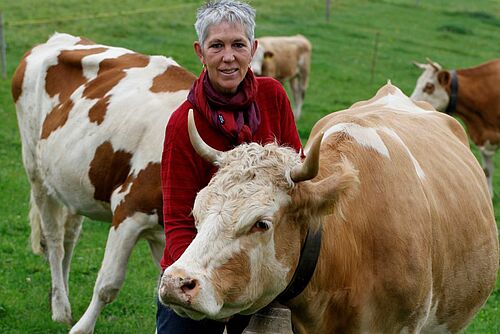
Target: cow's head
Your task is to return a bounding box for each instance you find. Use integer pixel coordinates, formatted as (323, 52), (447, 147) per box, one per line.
(158, 110), (358, 320)
(410, 58), (451, 112)
(250, 44), (276, 77)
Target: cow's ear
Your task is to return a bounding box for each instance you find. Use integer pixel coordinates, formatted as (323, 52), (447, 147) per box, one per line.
(437, 71), (451, 86)
(291, 157), (359, 227)
(264, 51), (274, 59)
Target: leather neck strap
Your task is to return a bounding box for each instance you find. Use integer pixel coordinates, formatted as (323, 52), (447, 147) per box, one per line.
(277, 227), (322, 302)
(445, 70), (458, 115)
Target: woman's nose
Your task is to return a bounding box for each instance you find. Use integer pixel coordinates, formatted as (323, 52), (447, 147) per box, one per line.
(222, 48), (235, 62)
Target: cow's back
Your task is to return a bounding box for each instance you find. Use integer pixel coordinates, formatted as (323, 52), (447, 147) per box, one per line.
(259, 35), (311, 80)
(12, 33), (196, 222)
(303, 84), (498, 333)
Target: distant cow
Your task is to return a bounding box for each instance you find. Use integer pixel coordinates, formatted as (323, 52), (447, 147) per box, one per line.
(411, 58), (500, 197)
(12, 33), (196, 334)
(158, 83), (498, 333)
(250, 35), (311, 119)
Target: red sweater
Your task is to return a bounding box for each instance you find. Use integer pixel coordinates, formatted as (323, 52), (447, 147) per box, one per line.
(160, 77), (302, 269)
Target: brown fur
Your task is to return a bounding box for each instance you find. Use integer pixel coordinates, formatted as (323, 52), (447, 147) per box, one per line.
(46, 48), (107, 100)
(113, 162), (162, 227)
(283, 86), (498, 333)
(150, 65), (197, 92)
(442, 59), (500, 146)
(11, 50), (30, 102)
(213, 251), (252, 304)
(88, 141), (132, 203)
(159, 85), (497, 332)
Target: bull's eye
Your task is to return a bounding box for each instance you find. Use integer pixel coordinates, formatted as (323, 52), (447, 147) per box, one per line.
(423, 82), (435, 94)
(250, 220), (270, 233)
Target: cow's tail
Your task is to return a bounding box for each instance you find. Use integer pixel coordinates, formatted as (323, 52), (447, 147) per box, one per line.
(29, 191), (45, 255)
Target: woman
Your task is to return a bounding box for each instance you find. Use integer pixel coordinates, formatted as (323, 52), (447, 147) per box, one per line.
(157, 1), (302, 333)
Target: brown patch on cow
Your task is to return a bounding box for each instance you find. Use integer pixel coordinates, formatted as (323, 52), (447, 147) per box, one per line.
(98, 53), (150, 76)
(88, 95), (111, 125)
(112, 162), (163, 227)
(46, 48), (108, 102)
(213, 251), (251, 304)
(40, 100), (75, 139)
(77, 37), (96, 45)
(89, 141), (133, 203)
(81, 53), (149, 124)
(83, 53), (149, 100)
(12, 50), (31, 103)
(423, 82), (435, 94)
(150, 66), (197, 93)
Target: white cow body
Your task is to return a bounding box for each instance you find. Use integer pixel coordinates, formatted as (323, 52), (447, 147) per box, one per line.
(12, 33), (196, 334)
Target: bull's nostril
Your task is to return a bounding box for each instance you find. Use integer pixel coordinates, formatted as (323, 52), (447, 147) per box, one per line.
(181, 279), (198, 293)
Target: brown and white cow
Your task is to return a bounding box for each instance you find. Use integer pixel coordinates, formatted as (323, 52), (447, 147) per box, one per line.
(12, 33), (196, 334)
(250, 35), (312, 119)
(158, 83), (498, 333)
(410, 58), (500, 198)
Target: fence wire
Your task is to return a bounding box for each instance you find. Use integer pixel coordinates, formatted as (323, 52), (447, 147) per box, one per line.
(5, 3), (194, 27)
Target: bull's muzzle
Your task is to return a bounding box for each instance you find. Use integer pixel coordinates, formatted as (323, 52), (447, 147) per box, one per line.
(158, 268), (200, 306)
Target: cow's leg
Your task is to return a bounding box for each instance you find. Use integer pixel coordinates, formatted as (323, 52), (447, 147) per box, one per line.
(62, 214), (84, 294)
(479, 144), (496, 198)
(289, 76), (303, 119)
(144, 227), (166, 269)
(70, 213), (158, 334)
(31, 183), (73, 324)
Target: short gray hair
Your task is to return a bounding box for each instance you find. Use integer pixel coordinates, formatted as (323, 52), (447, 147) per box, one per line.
(195, 0), (256, 46)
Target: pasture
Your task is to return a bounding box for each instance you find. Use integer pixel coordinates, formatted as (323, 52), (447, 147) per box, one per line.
(0, 0), (498, 332)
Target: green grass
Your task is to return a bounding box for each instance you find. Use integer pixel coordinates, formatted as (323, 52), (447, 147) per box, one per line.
(0, 0), (498, 333)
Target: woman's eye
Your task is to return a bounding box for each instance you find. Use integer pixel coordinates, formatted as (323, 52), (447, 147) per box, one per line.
(250, 220), (270, 233)
(234, 43), (245, 48)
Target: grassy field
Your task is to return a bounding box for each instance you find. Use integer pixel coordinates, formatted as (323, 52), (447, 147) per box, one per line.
(0, 0), (498, 333)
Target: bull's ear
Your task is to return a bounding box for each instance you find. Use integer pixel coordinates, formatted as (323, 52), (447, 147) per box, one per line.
(292, 157), (359, 228)
(437, 71), (451, 86)
(264, 51), (274, 59)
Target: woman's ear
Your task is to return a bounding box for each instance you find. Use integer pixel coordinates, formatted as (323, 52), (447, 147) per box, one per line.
(251, 39), (258, 58)
(194, 42), (205, 65)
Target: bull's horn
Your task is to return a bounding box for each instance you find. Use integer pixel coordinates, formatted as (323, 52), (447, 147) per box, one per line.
(412, 61), (426, 70)
(291, 132), (323, 182)
(187, 109), (221, 164)
(426, 57), (442, 71)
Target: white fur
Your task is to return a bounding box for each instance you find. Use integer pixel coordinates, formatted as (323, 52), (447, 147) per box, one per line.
(324, 122), (390, 158)
(410, 63), (450, 112)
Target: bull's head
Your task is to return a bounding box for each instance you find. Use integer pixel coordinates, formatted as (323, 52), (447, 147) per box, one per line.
(158, 109), (357, 320)
(410, 58), (451, 112)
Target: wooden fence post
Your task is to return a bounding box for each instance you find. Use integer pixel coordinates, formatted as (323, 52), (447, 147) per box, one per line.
(0, 12), (7, 80)
(326, 0), (331, 22)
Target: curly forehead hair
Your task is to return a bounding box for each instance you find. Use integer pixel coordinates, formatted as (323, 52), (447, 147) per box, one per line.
(195, 0), (256, 46)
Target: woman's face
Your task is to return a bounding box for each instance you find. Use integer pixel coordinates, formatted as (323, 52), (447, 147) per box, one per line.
(194, 21), (257, 94)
